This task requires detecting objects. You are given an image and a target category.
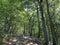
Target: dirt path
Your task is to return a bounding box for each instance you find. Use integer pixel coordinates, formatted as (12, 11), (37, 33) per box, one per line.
(3, 35), (42, 45)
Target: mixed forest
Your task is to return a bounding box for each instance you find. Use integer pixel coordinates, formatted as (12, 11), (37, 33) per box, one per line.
(0, 0), (60, 45)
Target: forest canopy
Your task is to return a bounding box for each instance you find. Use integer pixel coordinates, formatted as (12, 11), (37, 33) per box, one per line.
(0, 0), (60, 45)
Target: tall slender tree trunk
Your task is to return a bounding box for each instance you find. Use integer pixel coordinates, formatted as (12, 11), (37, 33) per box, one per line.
(38, 0), (49, 45)
(28, 16), (32, 36)
(30, 18), (32, 36)
(30, 16), (34, 36)
(0, 35), (3, 45)
(36, 5), (41, 38)
(23, 23), (26, 34)
(46, 0), (58, 45)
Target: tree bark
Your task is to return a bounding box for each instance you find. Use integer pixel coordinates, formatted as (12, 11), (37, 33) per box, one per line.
(38, 0), (49, 45)
(46, 0), (58, 45)
(36, 5), (41, 38)
(23, 23), (26, 34)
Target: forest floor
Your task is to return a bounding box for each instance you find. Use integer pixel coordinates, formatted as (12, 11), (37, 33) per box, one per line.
(3, 35), (42, 45)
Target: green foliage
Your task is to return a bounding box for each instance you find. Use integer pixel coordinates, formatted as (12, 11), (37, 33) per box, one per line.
(0, 0), (60, 45)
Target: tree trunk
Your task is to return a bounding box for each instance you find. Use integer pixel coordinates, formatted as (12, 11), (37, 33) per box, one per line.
(28, 16), (32, 36)
(36, 5), (41, 38)
(46, 0), (58, 45)
(38, 0), (49, 45)
(0, 35), (3, 45)
(23, 23), (26, 34)
(30, 16), (34, 36)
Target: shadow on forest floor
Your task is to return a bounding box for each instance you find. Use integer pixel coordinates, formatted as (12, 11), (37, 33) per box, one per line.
(3, 35), (43, 45)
